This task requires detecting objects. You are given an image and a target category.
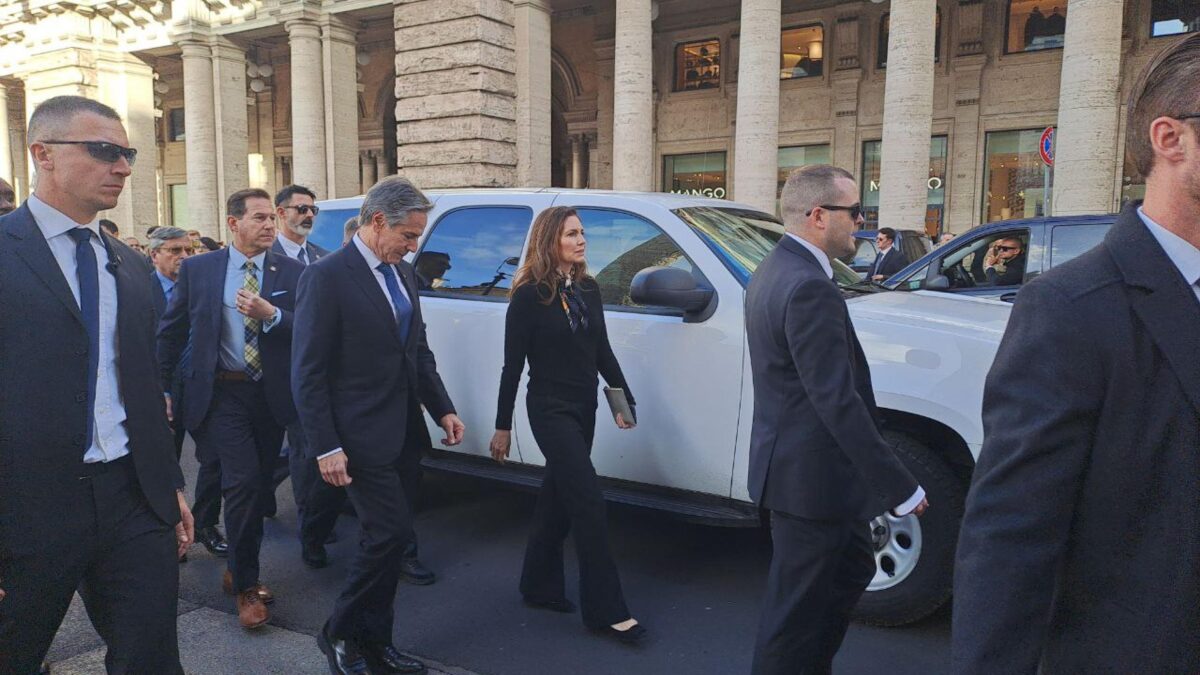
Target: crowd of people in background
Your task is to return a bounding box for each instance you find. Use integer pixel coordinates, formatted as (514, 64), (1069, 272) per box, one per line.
(1, 30), (1199, 675)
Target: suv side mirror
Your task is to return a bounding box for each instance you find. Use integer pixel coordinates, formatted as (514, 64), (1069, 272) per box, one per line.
(923, 274), (951, 291)
(630, 267), (715, 320)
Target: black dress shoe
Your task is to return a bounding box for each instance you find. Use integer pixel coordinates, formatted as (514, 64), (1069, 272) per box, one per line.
(523, 596), (577, 613)
(264, 496), (278, 519)
(363, 643), (426, 674)
(302, 542), (329, 569)
(590, 622), (648, 644)
(197, 526), (229, 558)
(399, 557), (436, 585)
(317, 624), (369, 675)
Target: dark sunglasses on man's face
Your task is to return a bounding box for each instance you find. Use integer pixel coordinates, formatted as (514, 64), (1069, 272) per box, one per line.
(41, 140), (138, 166)
(806, 203), (863, 221)
(994, 245), (1020, 252)
(285, 205), (320, 216)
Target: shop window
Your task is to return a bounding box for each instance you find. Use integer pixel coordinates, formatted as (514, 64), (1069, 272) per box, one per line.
(982, 129), (1055, 223)
(878, 10), (942, 69)
(780, 25), (824, 80)
(777, 145), (832, 199)
(1151, 0), (1200, 37)
(674, 39), (721, 91)
(1006, 0), (1068, 54)
(663, 152), (727, 199)
(860, 137), (948, 238)
(168, 108), (185, 142)
(169, 184), (188, 229)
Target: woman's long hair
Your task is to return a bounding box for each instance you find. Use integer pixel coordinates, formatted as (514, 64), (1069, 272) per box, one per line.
(511, 206), (593, 304)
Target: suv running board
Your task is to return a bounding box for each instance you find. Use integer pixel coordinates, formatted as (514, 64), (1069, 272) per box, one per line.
(422, 452), (761, 528)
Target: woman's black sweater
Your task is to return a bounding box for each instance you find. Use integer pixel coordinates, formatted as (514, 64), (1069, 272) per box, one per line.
(495, 281), (635, 430)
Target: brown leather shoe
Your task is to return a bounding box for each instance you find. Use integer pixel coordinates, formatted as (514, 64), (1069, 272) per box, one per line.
(237, 589), (269, 629)
(222, 569), (274, 604)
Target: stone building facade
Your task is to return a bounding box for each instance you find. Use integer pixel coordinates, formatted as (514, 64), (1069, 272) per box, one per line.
(0, 0), (1194, 239)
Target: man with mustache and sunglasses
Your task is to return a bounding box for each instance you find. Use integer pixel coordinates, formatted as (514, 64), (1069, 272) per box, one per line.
(0, 95), (192, 673)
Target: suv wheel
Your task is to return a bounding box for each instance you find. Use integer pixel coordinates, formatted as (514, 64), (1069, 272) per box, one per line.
(852, 430), (966, 626)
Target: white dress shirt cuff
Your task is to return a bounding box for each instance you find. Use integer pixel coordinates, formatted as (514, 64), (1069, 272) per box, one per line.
(262, 307), (282, 332)
(892, 486), (926, 517)
(317, 448), (343, 460)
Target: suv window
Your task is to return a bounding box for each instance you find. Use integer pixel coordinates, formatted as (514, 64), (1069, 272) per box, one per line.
(848, 238), (877, 271)
(414, 206), (532, 298)
(576, 207), (696, 310)
(1050, 223), (1109, 268)
(901, 234), (929, 263)
(938, 229), (1030, 289)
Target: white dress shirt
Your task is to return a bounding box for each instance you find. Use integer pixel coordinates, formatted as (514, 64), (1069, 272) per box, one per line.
(27, 194), (130, 464)
(1138, 207), (1200, 303)
(318, 234), (413, 461)
(784, 231), (925, 515)
(275, 232), (313, 264)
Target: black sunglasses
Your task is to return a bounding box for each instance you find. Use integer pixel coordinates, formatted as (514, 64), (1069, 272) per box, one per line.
(284, 204), (320, 216)
(806, 203), (863, 220)
(41, 140), (138, 166)
(1173, 113), (1200, 122)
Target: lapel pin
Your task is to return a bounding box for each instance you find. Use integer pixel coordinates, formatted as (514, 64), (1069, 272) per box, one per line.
(269, 265), (277, 272)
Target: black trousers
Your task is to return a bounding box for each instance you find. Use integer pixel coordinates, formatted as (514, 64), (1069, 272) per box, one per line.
(190, 453), (223, 531)
(751, 512), (876, 675)
(303, 413), (427, 558)
(192, 379), (284, 591)
(520, 394), (630, 629)
(0, 457), (182, 675)
(327, 453), (416, 645)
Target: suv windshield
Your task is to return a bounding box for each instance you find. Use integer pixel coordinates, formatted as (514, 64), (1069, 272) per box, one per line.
(673, 206), (863, 289)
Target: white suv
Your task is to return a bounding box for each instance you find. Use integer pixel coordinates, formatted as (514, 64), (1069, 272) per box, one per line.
(309, 189), (1010, 626)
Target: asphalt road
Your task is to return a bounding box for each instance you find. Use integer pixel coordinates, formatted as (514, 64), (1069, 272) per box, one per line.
(174, 444), (951, 675)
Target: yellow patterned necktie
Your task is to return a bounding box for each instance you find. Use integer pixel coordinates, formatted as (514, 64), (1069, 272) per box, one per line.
(242, 261), (263, 381)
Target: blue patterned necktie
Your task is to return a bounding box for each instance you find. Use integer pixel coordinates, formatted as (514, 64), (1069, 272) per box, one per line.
(376, 263), (412, 344)
(297, 246), (308, 266)
(68, 228), (99, 451)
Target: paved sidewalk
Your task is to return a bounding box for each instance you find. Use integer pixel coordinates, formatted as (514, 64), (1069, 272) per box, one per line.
(47, 594), (481, 675)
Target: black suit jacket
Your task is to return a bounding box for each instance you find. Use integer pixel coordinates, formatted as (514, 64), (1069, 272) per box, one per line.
(871, 246), (908, 278)
(952, 204), (1200, 673)
(292, 242), (455, 466)
(0, 205), (184, 536)
(271, 237), (330, 263)
(745, 235), (918, 520)
(157, 247), (303, 431)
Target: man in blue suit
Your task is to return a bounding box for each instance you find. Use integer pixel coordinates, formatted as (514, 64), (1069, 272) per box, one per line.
(158, 187), (303, 629)
(269, 184), (335, 558)
(149, 227), (229, 559)
(0, 95), (192, 674)
(294, 176), (464, 675)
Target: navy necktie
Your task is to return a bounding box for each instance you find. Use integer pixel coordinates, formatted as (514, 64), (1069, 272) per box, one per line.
(376, 263), (412, 344)
(68, 227), (99, 452)
(298, 246), (308, 266)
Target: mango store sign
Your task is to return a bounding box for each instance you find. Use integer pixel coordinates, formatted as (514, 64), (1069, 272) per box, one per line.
(867, 177), (945, 192)
(671, 187), (728, 199)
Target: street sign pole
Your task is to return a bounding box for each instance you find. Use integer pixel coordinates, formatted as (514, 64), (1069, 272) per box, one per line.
(1039, 126), (1055, 216)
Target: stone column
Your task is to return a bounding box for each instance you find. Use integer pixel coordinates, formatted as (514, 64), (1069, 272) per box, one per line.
(286, 18), (328, 198)
(95, 54), (158, 234)
(570, 135), (584, 188)
(1052, 0), (1124, 215)
(612, 0), (653, 191)
(515, 0), (552, 186)
(211, 37), (249, 214)
(375, 151), (388, 181)
(180, 39), (221, 238)
(360, 150), (376, 193)
(947, 0), (986, 231)
(594, 39), (615, 189)
(878, 0), (937, 232)
(0, 82), (11, 183)
(733, 0), (782, 212)
(255, 91), (277, 196)
(321, 15), (360, 199)
(831, 15), (862, 173)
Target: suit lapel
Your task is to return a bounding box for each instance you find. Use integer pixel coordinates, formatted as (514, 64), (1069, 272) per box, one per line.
(1108, 205), (1200, 417)
(345, 243), (403, 347)
(261, 250), (279, 298)
(396, 262), (420, 347)
(209, 248), (230, 335)
(5, 205), (85, 327)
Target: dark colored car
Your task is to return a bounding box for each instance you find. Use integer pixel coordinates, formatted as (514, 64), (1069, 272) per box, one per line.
(883, 214), (1117, 300)
(843, 229), (932, 277)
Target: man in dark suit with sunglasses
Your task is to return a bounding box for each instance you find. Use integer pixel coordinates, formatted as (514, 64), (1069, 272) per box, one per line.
(0, 95), (192, 673)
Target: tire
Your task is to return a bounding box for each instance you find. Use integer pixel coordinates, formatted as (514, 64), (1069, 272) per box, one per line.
(851, 430), (966, 626)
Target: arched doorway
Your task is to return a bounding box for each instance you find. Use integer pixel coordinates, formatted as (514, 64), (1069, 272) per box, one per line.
(550, 50), (585, 188)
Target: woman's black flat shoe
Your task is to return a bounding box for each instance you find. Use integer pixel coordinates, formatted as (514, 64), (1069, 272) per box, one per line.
(523, 597), (577, 613)
(590, 623), (648, 644)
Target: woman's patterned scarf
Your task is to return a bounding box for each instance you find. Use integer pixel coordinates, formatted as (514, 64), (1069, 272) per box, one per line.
(558, 276), (590, 334)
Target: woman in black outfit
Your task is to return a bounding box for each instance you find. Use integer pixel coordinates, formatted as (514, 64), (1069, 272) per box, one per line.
(489, 206), (646, 644)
